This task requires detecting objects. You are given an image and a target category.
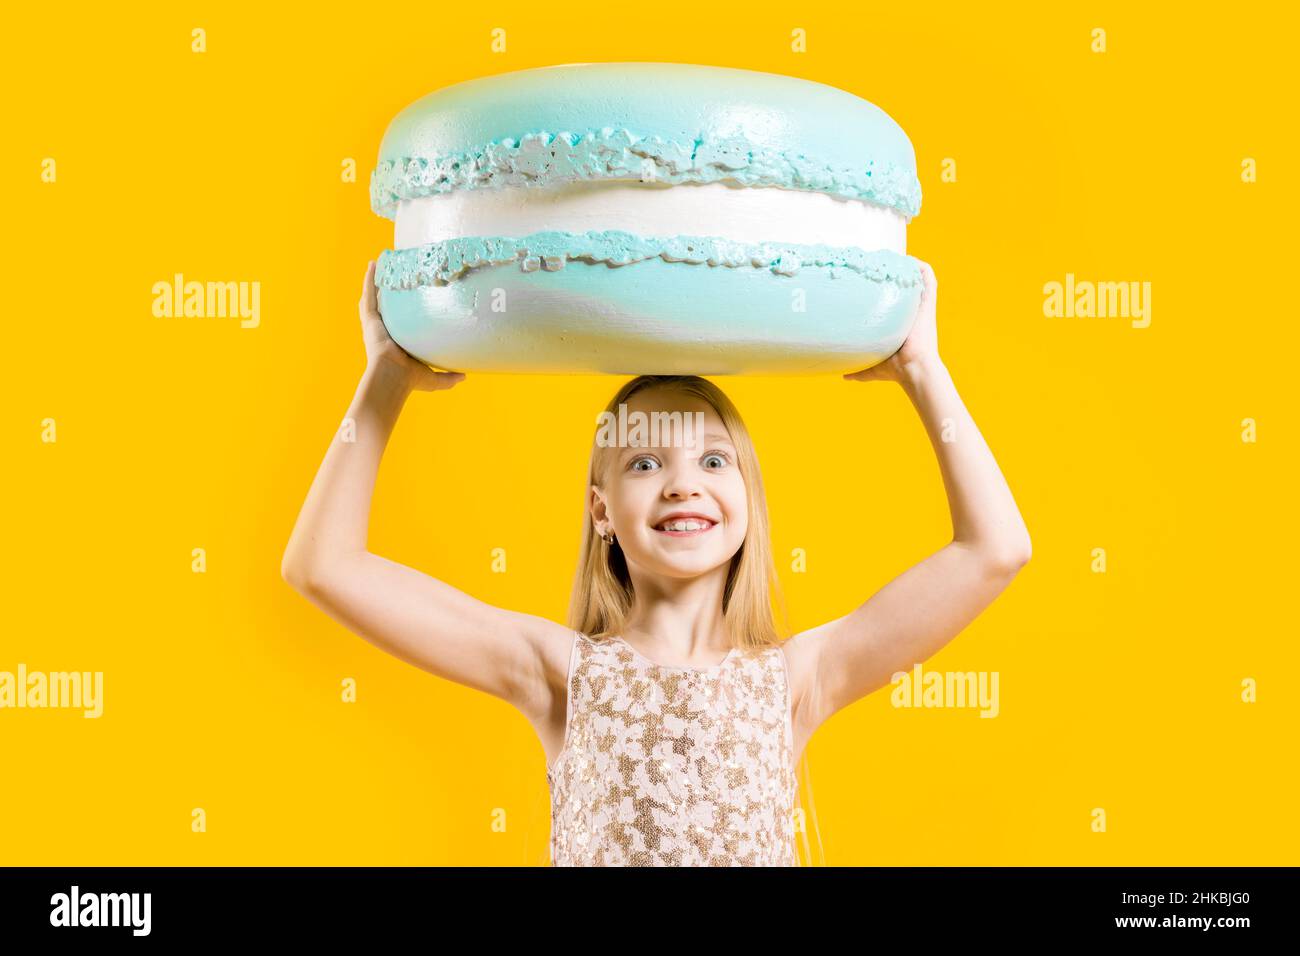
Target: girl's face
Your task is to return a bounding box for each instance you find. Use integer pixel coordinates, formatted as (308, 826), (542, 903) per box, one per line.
(592, 388), (748, 580)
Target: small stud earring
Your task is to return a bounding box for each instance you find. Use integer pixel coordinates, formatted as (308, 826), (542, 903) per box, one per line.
(602, 530), (615, 545)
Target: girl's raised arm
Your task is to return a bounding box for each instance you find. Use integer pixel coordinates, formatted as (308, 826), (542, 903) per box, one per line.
(789, 262), (1032, 739)
(280, 261), (573, 727)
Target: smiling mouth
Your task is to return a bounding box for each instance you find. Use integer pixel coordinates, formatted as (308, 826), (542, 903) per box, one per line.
(653, 518), (718, 536)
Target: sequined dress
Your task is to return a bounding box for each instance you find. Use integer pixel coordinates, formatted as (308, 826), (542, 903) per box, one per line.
(546, 631), (799, 866)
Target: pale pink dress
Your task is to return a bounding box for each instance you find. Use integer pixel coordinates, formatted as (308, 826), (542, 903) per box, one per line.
(547, 631), (799, 866)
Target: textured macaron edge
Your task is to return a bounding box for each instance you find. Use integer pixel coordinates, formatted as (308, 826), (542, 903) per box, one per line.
(375, 230), (923, 291)
(369, 127), (923, 222)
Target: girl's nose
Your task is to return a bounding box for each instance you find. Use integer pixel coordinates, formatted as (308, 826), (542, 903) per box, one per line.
(661, 468), (703, 499)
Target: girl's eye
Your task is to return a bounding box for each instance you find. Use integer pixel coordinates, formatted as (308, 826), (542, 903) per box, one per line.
(629, 451), (730, 471)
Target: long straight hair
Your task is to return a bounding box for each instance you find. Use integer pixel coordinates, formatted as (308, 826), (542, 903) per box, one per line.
(567, 375), (788, 651)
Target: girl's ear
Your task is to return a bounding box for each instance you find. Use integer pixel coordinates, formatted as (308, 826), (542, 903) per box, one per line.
(589, 484), (609, 525)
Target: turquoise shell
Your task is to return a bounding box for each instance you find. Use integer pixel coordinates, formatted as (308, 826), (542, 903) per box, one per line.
(371, 62), (921, 220)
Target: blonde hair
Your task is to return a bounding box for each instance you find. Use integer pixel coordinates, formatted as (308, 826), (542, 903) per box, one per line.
(567, 375), (789, 652)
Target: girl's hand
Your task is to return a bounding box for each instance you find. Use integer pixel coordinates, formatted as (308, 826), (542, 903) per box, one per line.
(844, 260), (941, 384)
(359, 260), (466, 392)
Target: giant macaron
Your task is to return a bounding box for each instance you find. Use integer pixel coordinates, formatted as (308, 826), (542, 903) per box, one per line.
(371, 62), (923, 375)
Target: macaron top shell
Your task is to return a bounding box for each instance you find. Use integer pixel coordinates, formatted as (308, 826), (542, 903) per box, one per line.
(370, 62), (922, 222)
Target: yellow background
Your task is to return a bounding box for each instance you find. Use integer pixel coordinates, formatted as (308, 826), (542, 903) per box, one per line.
(3, 2), (1295, 865)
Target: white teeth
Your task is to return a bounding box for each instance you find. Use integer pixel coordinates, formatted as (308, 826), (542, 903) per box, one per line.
(660, 519), (710, 532)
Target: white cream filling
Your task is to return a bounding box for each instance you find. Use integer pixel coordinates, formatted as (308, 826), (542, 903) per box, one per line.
(393, 179), (908, 253)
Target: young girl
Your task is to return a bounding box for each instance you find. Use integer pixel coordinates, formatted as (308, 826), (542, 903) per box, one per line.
(282, 259), (1031, 867)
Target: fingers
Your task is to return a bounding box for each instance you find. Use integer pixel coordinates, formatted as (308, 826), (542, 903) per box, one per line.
(422, 370), (467, 391)
(911, 260), (935, 295)
(908, 260), (936, 324)
(918, 260), (938, 301)
(358, 260), (380, 319)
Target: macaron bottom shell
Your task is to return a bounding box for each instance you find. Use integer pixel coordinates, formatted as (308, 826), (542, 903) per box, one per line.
(375, 254), (922, 376)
